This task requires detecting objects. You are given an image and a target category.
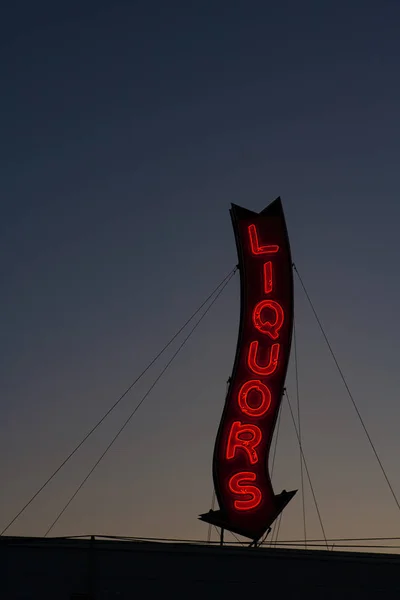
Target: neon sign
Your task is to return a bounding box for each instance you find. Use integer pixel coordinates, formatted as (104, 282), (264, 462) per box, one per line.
(200, 198), (296, 541)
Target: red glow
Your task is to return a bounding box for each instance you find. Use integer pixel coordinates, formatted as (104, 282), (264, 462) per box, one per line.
(253, 300), (284, 340)
(248, 224), (279, 255)
(263, 261), (273, 294)
(238, 380), (271, 417)
(247, 342), (280, 376)
(226, 421), (262, 464)
(228, 472), (262, 510)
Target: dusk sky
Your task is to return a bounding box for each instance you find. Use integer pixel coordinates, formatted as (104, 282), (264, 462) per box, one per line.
(2, 1), (400, 549)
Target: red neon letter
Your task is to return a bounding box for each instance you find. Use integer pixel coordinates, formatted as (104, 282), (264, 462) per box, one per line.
(253, 300), (284, 340)
(248, 224), (279, 255)
(247, 342), (280, 376)
(226, 421), (262, 464)
(238, 380), (271, 417)
(263, 261), (273, 294)
(229, 471), (262, 510)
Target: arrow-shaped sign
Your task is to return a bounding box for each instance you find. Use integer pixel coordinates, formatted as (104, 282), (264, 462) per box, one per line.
(200, 198), (296, 542)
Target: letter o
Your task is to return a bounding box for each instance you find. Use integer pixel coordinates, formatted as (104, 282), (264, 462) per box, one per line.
(238, 380), (271, 417)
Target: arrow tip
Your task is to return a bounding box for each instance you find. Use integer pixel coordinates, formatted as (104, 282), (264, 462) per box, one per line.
(199, 489), (297, 542)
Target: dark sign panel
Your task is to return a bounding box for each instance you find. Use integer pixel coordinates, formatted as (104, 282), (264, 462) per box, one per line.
(200, 198), (296, 541)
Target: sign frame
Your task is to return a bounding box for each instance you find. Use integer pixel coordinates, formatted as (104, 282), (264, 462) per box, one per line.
(200, 198), (296, 541)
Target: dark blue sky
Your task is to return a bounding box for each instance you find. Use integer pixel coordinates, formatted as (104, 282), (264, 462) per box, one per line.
(2, 0), (400, 545)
